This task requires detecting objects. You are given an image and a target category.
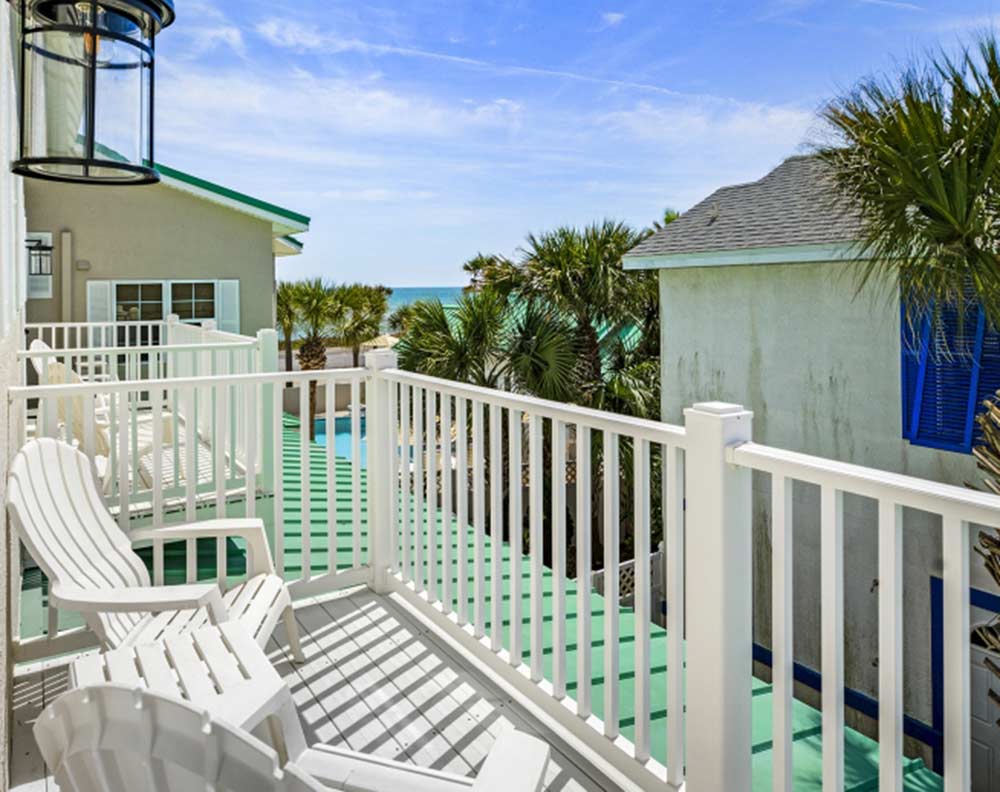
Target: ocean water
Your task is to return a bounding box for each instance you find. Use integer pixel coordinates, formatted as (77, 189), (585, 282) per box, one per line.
(388, 286), (464, 314)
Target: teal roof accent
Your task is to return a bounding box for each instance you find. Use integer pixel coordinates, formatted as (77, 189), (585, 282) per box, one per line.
(155, 164), (311, 229)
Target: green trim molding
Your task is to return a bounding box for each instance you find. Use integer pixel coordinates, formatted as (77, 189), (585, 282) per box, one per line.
(156, 164), (311, 234)
(622, 241), (867, 271)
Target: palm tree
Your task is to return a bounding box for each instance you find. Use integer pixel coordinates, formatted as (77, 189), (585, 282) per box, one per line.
(515, 221), (649, 407)
(817, 36), (1000, 329)
(333, 284), (391, 367)
(275, 281), (297, 377)
(294, 278), (341, 440)
(387, 303), (415, 336)
(650, 208), (680, 234)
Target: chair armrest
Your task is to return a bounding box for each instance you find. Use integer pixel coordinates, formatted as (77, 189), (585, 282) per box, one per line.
(50, 582), (228, 624)
(131, 518), (275, 576)
(472, 731), (549, 792)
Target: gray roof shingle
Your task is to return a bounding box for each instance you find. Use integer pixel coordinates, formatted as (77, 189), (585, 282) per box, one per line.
(624, 155), (863, 259)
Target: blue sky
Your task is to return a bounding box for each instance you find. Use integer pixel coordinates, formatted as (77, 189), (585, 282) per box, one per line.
(154, 0), (999, 286)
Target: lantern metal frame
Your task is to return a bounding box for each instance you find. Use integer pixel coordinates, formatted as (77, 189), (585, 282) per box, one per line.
(11, 0), (175, 185)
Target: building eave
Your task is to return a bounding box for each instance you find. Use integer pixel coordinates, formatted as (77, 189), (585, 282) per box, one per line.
(156, 164), (311, 237)
(622, 241), (867, 271)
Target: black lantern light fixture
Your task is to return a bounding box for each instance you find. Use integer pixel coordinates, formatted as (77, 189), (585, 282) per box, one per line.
(12, 0), (175, 185)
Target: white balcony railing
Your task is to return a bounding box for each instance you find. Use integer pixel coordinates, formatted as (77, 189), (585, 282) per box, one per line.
(5, 350), (991, 791)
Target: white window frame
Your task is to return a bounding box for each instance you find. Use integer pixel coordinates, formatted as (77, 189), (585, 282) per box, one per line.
(108, 278), (219, 325)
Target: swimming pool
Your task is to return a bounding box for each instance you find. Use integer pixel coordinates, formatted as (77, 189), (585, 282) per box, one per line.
(314, 415), (367, 466)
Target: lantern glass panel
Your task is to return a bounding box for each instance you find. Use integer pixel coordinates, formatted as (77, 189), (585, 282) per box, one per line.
(22, 29), (90, 164)
(93, 37), (150, 166)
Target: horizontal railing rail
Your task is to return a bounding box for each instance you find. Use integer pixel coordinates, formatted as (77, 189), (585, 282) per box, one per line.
(372, 365), (688, 790)
(7, 365), (369, 663)
(729, 439), (995, 792)
(5, 352), (991, 791)
(24, 320), (169, 350)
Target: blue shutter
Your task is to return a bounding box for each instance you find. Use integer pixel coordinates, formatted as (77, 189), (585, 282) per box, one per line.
(902, 299), (990, 453)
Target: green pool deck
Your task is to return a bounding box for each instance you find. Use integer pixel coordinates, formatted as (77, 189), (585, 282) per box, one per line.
(19, 414), (942, 790)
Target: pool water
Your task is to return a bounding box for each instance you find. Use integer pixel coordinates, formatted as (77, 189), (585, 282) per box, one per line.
(314, 415), (367, 467)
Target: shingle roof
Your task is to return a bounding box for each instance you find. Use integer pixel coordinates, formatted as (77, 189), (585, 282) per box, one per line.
(624, 155), (863, 260)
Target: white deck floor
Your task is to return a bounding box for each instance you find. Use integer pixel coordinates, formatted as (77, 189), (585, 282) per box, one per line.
(11, 588), (609, 792)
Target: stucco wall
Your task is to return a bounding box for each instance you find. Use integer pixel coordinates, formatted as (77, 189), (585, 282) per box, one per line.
(24, 180), (277, 334)
(1, 0), (24, 787)
(659, 260), (992, 753)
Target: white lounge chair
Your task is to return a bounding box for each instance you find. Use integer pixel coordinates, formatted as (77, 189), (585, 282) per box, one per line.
(34, 684), (550, 792)
(6, 438), (304, 661)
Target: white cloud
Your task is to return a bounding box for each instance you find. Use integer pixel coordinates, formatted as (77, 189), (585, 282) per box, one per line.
(155, 61), (524, 152)
(597, 99), (815, 148)
(600, 12), (626, 29)
(858, 0), (924, 10)
(254, 18), (697, 98)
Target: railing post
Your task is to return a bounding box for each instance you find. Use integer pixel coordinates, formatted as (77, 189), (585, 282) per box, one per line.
(682, 401), (753, 791)
(365, 349), (398, 593)
(258, 329), (278, 491)
(165, 313), (179, 348)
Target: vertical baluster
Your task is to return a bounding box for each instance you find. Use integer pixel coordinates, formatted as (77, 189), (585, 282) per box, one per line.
(603, 431), (620, 737)
(472, 401), (486, 638)
(575, 424), (592, 713)
(529, 413), (543, 682)
(153, 540), (164, 586)
(389, 381), (400, 573)
(215, 381), (228, 518)
(552, 419), (567, 696)
(441, 394), (453, 612)
(489, 404), (503, 651)
(351, 377), (362, 567)
(272, 381), (285, 578)
(878, 500), (903, 792)
(509, 409), (524, 666)
(47, 594), (58, 640)
(413, 388), (424, 592)
(401, 385), (411, 582)
(633, 437), (651, 760)
(299, 384), (312, 581)
(228, 350), (237, 471)
(426, 390), (438, 601)
(326, 380), (337, 572)
(184, 386), (197, 521)
(245, 383), (257, 519)
(456, 397), (469, 624)
(821, 486), (845, 790)
(151, 389), (164, 529)
(665, 444), (685, 785)
(943, 514), (970, 791)
(772, 475), (794, 792)
(82, 387), (96, 461)
(117, 391), (130, 530)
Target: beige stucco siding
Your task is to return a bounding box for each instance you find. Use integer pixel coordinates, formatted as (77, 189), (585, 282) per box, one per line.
(24, 180), (277, 334)
(658, 259), (989, 755)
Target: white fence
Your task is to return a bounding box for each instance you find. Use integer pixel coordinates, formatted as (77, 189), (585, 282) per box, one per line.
(4, 352), (993, 791)
(24, 319), (168, 350)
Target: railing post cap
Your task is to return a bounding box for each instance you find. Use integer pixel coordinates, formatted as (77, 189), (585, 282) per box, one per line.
(364, 349), (398, 371)
(166, 314), (179, 325)
(201, 319), (217, 331)
(686, 401), (752, 418)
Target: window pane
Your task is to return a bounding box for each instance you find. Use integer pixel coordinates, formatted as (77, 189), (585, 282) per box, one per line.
(173, 302), (193, 320)
(194, 301), (214, 319)
(194, 283), (215, 300)
(116, 284), (139, 302)
(171, 283), (192, 301)
(141, 283), (162, 301)
(140, 302), (163, 320)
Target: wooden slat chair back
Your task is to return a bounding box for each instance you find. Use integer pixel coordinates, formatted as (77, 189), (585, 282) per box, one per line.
(34, 685), (319, 792)
(8, 438), (148, 645)
(36, 684), (551, 792)
(7, 438), (304, 660)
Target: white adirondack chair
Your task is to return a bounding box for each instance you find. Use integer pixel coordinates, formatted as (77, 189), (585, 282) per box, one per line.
(35, 685), (551, 792)
(6, 438), (304, 661)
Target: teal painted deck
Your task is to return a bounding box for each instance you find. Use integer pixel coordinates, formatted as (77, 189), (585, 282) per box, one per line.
(18, 415), (943, 790)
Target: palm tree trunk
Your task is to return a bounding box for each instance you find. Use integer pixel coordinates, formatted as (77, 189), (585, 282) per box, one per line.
(283, 331), (294, 387)
(353, 345), (361, 367)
